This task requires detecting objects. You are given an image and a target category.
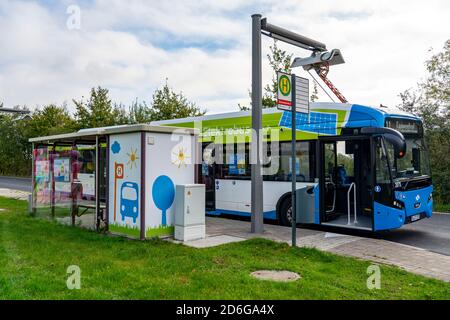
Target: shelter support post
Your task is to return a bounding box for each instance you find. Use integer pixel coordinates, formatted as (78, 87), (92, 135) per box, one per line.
(105, 135), (110, 231)
(50, 144), (55, 219)
(291, 75), (297, 246)
(31, 143), (36, 216)
(95, 136), (100, 231)
(140, 132), (146, 240)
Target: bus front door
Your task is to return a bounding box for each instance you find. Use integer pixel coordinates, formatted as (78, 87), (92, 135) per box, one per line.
(318, 137), (373, 231)
(199, 145), (216, 212)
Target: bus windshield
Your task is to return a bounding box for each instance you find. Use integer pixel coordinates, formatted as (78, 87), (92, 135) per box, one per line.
(385, 137), (431, 180)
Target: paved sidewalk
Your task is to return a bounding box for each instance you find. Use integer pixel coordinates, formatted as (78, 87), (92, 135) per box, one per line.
(183, 217), (450, 282)
(0, 188), (30, 201)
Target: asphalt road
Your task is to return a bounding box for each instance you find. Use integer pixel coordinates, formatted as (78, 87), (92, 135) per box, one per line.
(376, 213), (450, 256)
(0, 176), (31, 192)
(0, 176), (449, 255)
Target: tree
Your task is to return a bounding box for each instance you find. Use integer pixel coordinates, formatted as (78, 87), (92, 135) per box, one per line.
(127, 99), (153, 124)
(0, 104), (77, 176)
(263, 41), (294, 108)
(148, 80), (206, 121)
(0, 113), (30, 176)
(239, 40), (320, 110)
(73, 86), (128, 129)
(398, 39), (450, 205)
(26, 104), (76, 137)
(239, 41), (293, 111)
(310, 82), (319, 102)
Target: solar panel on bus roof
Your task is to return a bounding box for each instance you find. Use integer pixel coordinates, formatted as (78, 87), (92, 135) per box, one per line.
(279, 111), (337, 135)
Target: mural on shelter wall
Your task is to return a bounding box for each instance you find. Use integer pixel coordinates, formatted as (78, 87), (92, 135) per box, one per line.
(108, 134), (142, 238)
(172, 147), (189, 168)
(120, 182), (139, 224)
(152, 175), (175, 227)
(127, 148), (139, 170)
(145, 133), (194, 238)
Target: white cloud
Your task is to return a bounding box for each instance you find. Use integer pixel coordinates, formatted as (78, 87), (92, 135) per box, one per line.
(0, 0), (449, 115)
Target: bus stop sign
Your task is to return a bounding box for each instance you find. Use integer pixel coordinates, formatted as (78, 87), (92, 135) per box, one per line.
(277, 71), (310, 114)
(277, 71), (292, 109)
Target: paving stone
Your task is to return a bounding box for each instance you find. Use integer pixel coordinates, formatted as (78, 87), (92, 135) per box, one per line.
(180, 235), (247, 248)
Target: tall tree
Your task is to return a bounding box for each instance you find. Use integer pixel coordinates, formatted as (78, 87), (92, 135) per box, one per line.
(148, 80), (206, 121)
(398, 39), (450, 205)
(239, 40), (320, 110)
(73, 86), (128, 129)
(0, 113), (30, 176)
(26, 104), (76, 137)
(239, 41), (293, 111)
(127, 99), (153, 124)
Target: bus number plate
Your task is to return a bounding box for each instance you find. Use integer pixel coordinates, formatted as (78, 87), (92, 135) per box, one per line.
(411, 214), (421, 222)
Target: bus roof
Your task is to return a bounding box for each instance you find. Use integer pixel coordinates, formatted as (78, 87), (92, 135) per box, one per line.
(152, 102), (420, 127)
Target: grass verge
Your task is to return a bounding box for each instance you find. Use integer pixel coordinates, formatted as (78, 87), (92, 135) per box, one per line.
(0, 197), (449, 300)
(435, 203), (450, 213)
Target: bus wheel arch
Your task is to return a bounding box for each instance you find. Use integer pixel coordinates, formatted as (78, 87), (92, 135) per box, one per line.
(277, 193), (293, 226)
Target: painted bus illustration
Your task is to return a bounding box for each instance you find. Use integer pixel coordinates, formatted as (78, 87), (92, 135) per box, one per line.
(120, 182), (139, 223)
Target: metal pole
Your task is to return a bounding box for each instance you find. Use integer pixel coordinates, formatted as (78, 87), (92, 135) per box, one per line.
(291, 74), (297, 246)
(251, 14), (264, 234)
(105, 135), (110, 231)
(140, 132), (146, 240)
(51, 144), (55, 219)
(261, 18), (327, 51)
(31, 143), (36, 215)
(95, 135), (100, 231)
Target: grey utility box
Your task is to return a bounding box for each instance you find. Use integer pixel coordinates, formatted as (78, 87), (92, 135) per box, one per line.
(174, 184), (206, 241)
(296, 186), (316, 224)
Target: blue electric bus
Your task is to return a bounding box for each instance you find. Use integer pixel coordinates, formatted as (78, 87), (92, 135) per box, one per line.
(155, 102), (433, 232)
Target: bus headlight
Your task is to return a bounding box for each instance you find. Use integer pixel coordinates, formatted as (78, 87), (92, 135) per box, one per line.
(428, 193), (432, 202)
(393, 200), (404, 209)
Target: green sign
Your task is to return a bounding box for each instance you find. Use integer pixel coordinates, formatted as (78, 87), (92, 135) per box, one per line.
(278, 75), (291, 96)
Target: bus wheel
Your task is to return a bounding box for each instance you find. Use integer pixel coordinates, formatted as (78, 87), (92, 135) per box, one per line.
(279, 198), (293, 226)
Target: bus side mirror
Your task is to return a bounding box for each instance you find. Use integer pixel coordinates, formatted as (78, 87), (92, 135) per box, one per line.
(361, 127), (406, 158)
(384, 133), (407, 158)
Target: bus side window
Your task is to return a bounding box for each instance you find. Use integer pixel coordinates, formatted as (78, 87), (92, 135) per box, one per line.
(222, 143), (250, 180)
(265, 141), (314, 182)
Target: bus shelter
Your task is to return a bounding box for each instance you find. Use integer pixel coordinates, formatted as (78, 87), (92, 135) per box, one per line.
(29, 124), (199, 239)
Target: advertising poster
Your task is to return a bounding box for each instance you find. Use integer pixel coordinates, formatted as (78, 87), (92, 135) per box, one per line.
(35, 160), (49, 183)
(54, 158), (71, 193)
(54, 158), (70, 182)
(34, 160), (51, 205)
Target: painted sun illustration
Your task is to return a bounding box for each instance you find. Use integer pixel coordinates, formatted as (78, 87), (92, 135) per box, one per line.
(172, 147), (190, 168)
(127, 148), (139, 169)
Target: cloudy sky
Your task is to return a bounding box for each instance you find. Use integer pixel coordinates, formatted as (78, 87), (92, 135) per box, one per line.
(0, 0), (449, 114)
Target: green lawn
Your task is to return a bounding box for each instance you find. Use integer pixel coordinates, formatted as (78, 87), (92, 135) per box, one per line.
(435, 203), (450, 213)
(0, 197), (449, 300)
